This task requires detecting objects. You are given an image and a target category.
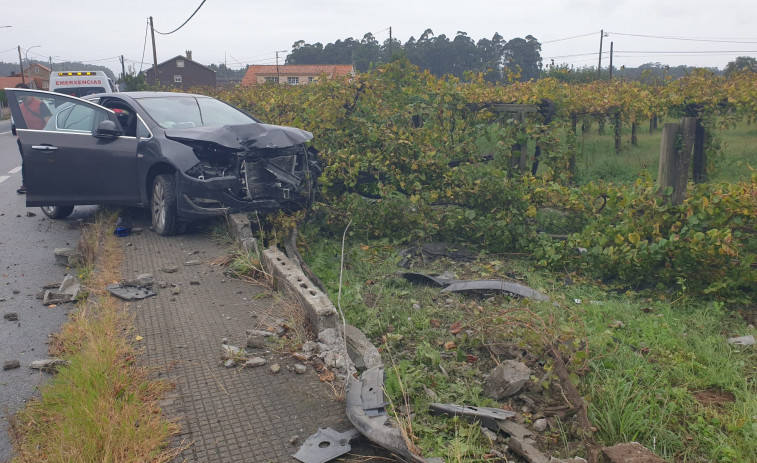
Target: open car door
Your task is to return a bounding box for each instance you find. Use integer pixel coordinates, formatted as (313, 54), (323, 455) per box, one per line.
(5, 88), (140, 209)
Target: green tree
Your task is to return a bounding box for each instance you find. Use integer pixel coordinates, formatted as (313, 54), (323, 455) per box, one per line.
(121, 67), (150, 91)
(503, 35), (542, 81)
(724, 56), (757, 76)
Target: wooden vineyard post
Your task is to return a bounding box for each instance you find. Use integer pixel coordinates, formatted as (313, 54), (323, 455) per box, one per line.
(488, 104), (537, 175)
(614, 111), (622, 154)
(692, 118), (707, 183)
(571, 113), (578, 135)
(658, 117), (696, 205)
(631, 122), (638, 146)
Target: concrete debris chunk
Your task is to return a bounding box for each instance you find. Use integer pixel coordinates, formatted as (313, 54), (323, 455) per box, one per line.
(498, 420), (549, 463)
(3, 360), (21, 370)
(317, 328), (339, 346)
(42, 274), (82, 305)
(245, 357), (266, 368)
(54, 247), (82, 267)
(106, 284), (156, 301)
(121, 273), (155, 288)
(601, 442), (665, 463)
(483, 360), (533, 399)
(29, 358), (69, 372)
(292, 427), (359, 463)
(294, 364), (307, 374)
(4, 312), (19, 321)
(727, 334), (755, 346)
(221, 344), (246, 360)
(270, 363), (281, 373)
(160, 265), (179, 273)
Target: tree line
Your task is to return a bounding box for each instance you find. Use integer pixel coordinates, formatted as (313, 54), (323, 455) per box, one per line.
(285, 29), (543, 82)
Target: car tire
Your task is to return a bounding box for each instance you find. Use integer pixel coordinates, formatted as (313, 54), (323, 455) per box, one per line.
(40, 205), (74, 219)
(151, 174), (179, 236)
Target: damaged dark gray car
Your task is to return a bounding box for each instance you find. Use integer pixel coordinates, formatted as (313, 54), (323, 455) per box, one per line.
(5, 89), (321, 235)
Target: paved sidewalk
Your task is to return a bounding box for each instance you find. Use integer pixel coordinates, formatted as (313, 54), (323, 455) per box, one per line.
(120, 215), (367, 462)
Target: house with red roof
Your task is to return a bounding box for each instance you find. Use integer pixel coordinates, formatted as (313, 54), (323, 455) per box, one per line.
(241, 64), (354, 86)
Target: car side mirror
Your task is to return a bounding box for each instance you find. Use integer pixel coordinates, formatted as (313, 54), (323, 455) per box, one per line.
(95, 120), (122, 138)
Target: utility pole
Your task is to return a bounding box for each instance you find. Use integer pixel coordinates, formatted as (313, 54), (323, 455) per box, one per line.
(120, 55), (126, 84)
(597, 29), (604, 79)
(149, 16), (159, 85)
(609, 42), (614, 80)
(18, 46), (25, 84)
(276, 50), (286, 84)
(389, 26), (392, 58)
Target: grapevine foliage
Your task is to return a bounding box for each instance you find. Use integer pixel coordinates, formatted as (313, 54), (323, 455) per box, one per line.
(203, 61), (757, 299)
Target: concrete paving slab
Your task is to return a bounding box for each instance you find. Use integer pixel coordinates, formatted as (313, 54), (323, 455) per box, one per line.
(120, 218), (361, 462)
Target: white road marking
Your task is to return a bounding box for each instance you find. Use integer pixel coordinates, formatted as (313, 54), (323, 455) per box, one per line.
(0, 176), (9, 183)
(9, 166), (22, 174)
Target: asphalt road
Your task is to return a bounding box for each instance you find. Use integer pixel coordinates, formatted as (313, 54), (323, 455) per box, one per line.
(0, 121), (96, 461)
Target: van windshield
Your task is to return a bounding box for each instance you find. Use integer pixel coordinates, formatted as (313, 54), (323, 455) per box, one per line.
(53, 87), (107, 98)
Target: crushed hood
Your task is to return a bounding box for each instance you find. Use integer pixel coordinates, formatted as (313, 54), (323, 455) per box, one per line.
(164, 123), (313, 150)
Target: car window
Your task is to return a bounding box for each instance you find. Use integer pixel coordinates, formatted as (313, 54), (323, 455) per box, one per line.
(136, 96), (256, 129)
(53, 103), (99, 132)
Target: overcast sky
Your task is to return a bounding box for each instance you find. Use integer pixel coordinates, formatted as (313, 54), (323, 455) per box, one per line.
(3, 0), (757, 76)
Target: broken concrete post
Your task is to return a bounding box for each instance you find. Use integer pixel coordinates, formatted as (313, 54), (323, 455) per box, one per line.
(260, 246), (337, 334)
(29, 358), (69, 372)
(483, 360), (532, 399)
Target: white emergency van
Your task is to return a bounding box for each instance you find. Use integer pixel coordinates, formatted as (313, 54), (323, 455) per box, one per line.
(48, 71), (117, 97)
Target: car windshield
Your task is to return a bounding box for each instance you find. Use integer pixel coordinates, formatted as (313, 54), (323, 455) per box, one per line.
(135, 95), (256, 129)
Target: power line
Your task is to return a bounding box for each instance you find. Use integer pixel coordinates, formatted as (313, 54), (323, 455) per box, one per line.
(139, 18), (149, 72)
(155, 0), (207, 35)
(607, 31), (757, 44)
(542, 31), (601, 44)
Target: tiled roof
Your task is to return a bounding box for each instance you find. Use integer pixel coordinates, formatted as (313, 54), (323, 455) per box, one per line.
(242, 64), (354, 86)
(0, 76), (25, 89)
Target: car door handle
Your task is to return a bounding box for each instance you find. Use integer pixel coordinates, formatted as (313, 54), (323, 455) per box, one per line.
(32, 145), (58, 151)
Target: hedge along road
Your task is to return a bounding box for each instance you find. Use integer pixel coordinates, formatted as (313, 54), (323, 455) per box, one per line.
(0, 127), (98, 460)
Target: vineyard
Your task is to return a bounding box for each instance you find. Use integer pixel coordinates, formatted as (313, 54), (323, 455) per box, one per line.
(205, 60), (756, 462)
(207, 60), (757, 300)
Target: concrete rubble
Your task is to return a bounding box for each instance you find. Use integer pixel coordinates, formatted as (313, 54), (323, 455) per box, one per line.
(29, 358), (68, 372)
(42, 274), (81, 305)
(483, 360), (533, 399)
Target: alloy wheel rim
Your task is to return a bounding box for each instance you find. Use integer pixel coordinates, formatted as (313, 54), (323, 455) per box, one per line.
(152, 182), (165, 229)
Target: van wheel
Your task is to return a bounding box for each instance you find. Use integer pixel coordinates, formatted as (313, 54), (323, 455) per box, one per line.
(151, 174), (179, 236)
(41, 205), (74, 219)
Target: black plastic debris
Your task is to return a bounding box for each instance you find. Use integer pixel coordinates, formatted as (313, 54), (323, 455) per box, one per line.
(292, 427), (359, 463)
(401, 272), (551, 303)
(429, 403), (516, 431)
(106, 284), (156, 301)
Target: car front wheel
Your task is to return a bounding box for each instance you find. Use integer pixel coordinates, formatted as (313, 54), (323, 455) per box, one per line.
(41, 205), (74, 219)
(151, 174), (179, 236)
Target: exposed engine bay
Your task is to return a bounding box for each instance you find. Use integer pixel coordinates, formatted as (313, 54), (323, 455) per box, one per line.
(166, 123), (322, 210)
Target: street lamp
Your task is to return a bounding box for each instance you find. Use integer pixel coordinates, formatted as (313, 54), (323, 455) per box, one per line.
(25, 45), (41, 64)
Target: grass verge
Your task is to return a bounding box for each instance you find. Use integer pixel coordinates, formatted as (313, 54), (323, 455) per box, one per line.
(10, 209), (179, 463)
(300, 231), (757, 462)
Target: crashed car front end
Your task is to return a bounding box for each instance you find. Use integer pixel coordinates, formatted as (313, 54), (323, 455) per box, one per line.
(165, 123), (322, 217)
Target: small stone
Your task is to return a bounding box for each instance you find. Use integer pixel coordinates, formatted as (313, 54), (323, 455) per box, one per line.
(727, 335), (755, 346)
(158, 281), (169, 288)
(269, 363), (281, 373)
(223, 359), (235, 368)
(12, 289), (20, 294)
(3, 360), (20, 370)
(189, 279), (200, 286)
(302, 341), (317, 353)
(318, 328), (339, 346)
(533, 418), (548, 432)
(480, 427), (498, 443)
(221, 344), (244, 359)
(482, 360), (532, 399)
(221, 337), (228, 344)
(26, 211), (36, 217)
(161, 266), (179, 273)
(172, 286), (181, 295)
(294, 364), (307, 374)
(412, 303), (421, 310)
(3, 312), (18, 321)
(289, 435), (299, 445)
(245, 357), (266, 368)
(184, 260), (201, 266)
(29, 358), (68, 372)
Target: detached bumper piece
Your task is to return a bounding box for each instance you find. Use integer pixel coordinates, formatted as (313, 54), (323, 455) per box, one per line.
(292, 428), (360, 463)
